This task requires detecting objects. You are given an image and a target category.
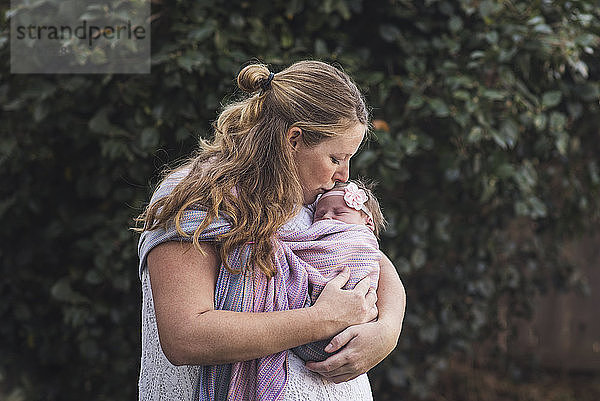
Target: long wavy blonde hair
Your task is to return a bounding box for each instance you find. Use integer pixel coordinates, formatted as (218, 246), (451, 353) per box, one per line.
(136, 60), (369, 278)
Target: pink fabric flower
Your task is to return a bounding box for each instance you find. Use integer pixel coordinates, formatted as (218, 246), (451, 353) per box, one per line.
(343, 182), (368, 210)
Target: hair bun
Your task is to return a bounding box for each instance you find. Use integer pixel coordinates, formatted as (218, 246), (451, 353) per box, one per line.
(237, 64), (272, 93)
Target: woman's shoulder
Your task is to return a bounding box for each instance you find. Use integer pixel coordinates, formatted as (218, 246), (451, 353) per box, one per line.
(149, 167), (191, 204)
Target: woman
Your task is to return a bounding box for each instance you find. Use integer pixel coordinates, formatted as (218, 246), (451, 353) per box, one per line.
(137, 60), (406, 400)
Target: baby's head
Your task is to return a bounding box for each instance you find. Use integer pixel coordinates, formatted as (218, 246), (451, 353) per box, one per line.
(314, 180), (386, 237)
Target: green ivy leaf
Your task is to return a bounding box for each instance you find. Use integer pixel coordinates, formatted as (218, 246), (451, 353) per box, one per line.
(89, 108), (111, 134)
(407, 94), (425, 109)
(379, 24), (402, 42)
(533, 113), (547, 131)
(448, 16), (463, 33)
(542, 90), (562, 108)
(428, 98), (450, 117)
(188, 22), (217, 42)
(411, 248), (427, 268)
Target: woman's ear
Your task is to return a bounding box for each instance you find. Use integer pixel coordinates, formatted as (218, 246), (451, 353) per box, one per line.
(286, 127), (303, 151)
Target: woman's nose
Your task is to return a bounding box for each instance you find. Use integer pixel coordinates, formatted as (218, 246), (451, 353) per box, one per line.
(333, 161), (350, 183)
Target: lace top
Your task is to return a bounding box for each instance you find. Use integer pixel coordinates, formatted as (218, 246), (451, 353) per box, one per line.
(138, 204), (372, 400)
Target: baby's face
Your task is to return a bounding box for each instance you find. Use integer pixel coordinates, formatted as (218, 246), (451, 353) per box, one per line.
(314, 195), (368, 226)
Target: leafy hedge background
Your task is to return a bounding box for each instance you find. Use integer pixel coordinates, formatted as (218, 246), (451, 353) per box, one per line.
(1, 0), (599, 400)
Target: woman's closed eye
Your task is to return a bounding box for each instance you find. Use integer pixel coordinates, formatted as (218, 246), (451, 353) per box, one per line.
(330, 156), (340, 165)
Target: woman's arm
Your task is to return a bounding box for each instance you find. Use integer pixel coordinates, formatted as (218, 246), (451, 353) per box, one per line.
(305, 252), (406, 382)
(147, 240), (378, 366)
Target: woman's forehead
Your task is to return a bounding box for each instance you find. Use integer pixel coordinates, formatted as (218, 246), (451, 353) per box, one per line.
(325, 124), (366, 153)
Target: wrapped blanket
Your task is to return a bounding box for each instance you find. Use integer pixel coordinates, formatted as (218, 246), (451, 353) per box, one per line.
(279, 219), (380, 362)
(138, 173), (380, 401)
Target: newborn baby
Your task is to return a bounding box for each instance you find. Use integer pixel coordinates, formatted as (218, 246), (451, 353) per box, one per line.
(290, 180), (386, 362)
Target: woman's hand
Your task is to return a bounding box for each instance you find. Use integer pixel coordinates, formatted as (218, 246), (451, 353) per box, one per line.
(304, 321), (394, 383)
(306, 252), (406, 382)
(311, 267), (379, 333)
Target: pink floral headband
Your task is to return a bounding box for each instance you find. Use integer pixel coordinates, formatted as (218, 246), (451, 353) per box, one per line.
(319, 182), (374, 229)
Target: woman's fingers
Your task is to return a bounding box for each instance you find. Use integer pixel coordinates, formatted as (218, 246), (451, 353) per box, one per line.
(325, 266), (351, 289)
(305, 350), (360, 382)
(366, 288), (378, 321)
(306, 321), (392, 382)
(366, 287), (377, 305)
(354, 277), (378, 322)
(314, 270), (378, 330)
(324, 326), (358, 353)
(305, 352), (350, 376)
(352, 276), (378, 316)
(306, 326), (360, 375)
(353, 275), (371, 295)
(324, 372), (359, 384)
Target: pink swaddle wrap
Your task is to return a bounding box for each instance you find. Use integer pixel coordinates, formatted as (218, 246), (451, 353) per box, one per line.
(279, 218), (381, 362)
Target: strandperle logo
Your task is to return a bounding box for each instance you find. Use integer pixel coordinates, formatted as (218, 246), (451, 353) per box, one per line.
(10, 0), (150, 74)
(14, 20), (147, 48)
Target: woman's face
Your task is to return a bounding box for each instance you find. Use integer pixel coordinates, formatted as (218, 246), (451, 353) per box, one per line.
(290, 122), (366, 205)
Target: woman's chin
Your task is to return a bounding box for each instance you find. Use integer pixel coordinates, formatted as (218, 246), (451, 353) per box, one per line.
(303, 193), (319, 205)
